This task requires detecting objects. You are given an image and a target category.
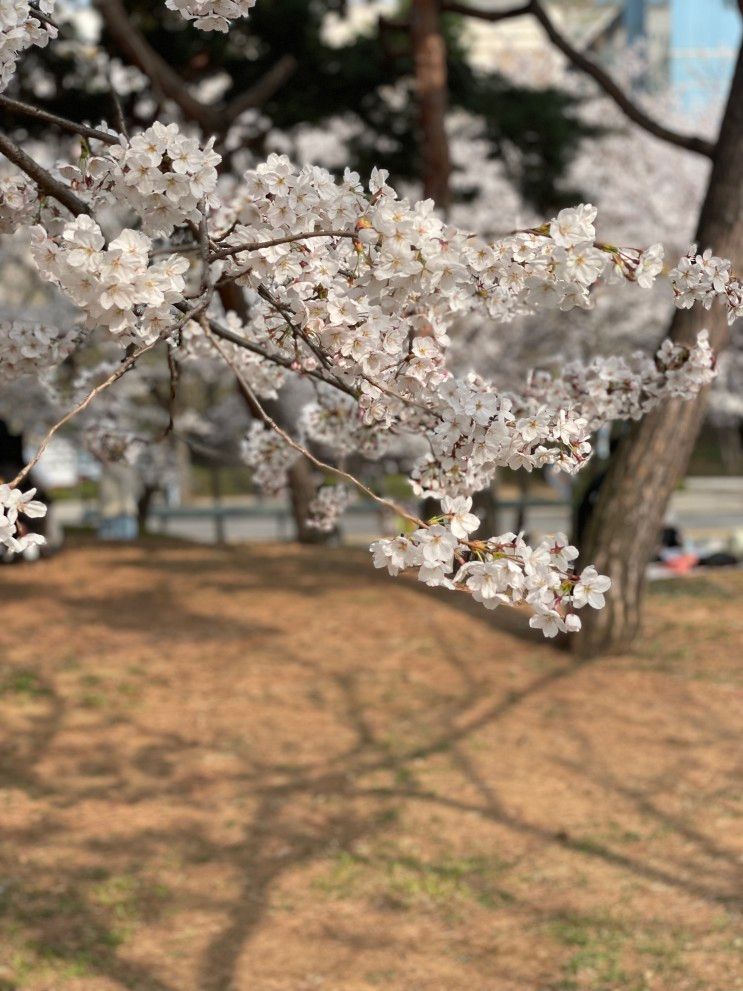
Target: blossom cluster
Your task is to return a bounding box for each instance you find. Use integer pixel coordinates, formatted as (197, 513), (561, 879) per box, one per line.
(306, 484), (353, 532)
(241, 421), (298, 494)
(103, 123), (221, 236)
(370, 496), (611, 638)
(670, 246), (743, 325)
(0, 0), (55, 93)
(0, 483), (46, 556)
(213, 166), (659, 495)
(511, 331), (716, 433)
(300, 391), (389, 461)
(164, 0), (256, 32)
(5, 141), (732, 634)
(0, 167), (39, 233)
(181, 312), (288, 399)
(29, 216), (189, 342)
(0, 319), (78, 381)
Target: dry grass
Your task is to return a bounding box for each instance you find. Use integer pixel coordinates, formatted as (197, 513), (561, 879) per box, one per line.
(0, 537), (741, 991)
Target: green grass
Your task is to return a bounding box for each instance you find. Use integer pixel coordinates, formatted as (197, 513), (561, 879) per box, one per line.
(545, 912), (691, 991)
(313, 844), (514, 913)
(0, 668), (51, 699)
(0, 873), (172, 985)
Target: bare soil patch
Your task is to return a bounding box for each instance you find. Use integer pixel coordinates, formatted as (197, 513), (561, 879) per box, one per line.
(0, 538), (741, 991)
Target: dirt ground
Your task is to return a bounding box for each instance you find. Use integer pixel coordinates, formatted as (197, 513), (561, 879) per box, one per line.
(0, 537), (741, 991)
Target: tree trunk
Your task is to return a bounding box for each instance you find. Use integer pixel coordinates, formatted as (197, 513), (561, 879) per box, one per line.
(718, 424), (743, 475)
(137, 483), (157, 534)
(574, 43), (743, 657)
(410, 0), (451, 210)
(472, 474), (501, 537)
(287, 456), (327, 544)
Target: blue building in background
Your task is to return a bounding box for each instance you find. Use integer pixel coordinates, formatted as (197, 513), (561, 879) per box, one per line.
(596, 0), (741, 112)
(668, 0), (741, 111)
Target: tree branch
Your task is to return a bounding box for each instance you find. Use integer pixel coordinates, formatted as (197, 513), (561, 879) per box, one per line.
(11, 337), (160, 487)
(206, 314), (358, 399)
(207, 327), (425, 527)
(94, 0), (219, 131)
(94, 0), (296, 133)
(211, 229), (356, 260)
(0, 95), (119, 145)
(529, 1), (714, 157)
(222, 55), (298, 122)
(0, 132), (89, 216)
(440, 1), (531, 23)
(442, 0), (716, 159)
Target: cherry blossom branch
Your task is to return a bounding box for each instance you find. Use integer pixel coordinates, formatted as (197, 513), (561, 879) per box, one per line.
(212, 230), (357, 260)
(28, 1), (58, 28)
(207, 327), (426, 527)
(441, 0), (716, 159)
(10, 338), (160, 487)
(205, 314), (359, 399)
(11, 300), (212, 488)
(0, 95), (119, 146)
(0, 132), (89, 216)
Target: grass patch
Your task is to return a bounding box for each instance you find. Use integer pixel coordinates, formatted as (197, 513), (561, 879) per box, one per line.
(0, 873), (172, 985)
(546, 913), (689, 991)
(0, 667), (51, 699)
(314, 845), (514, 913)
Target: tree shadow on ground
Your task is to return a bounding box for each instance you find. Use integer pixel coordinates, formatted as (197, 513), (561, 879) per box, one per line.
(0, 540), (740, 991)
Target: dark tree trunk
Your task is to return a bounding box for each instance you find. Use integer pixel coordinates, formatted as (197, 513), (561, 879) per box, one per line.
(287, 457), (328, 544)
(472, 475), (501, 537)
(137, 483), (157, 534)
(410, 0), (451, 210)
(574, 43), (743, 657)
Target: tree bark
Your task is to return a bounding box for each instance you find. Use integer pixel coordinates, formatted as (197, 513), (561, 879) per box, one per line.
(287, 457), (328, 544)
(574, 43), (743, 657)
(410, 0), (452, 210)
(137, 483), (157, 534)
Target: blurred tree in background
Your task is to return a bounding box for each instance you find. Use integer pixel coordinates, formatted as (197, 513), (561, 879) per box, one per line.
(10, 0), (599, 213)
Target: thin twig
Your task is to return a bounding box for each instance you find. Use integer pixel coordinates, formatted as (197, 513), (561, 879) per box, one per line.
(256, 283), (335, 373)
(12, 301), (211, 488)
(441, 0), (532, 23)
(12, 339), (160, 487)
(206, 328), (426, 528)
(153, 345), (180, 442)
(205, 315), (359, 400)
(212, 229), (357, 260)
